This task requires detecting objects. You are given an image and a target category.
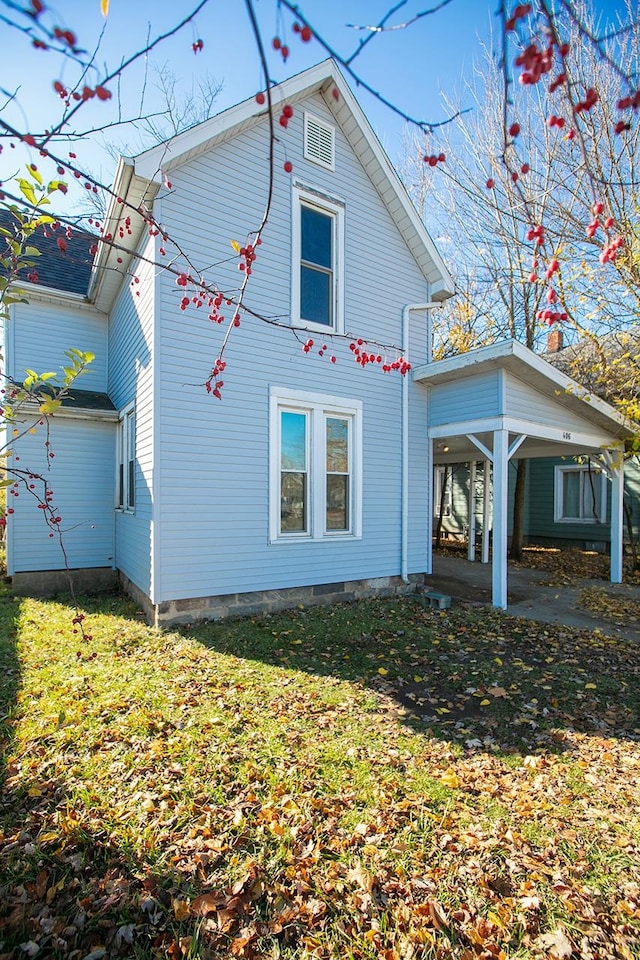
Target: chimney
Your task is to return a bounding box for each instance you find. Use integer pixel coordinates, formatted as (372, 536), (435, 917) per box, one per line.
(547, 327), (564, 353)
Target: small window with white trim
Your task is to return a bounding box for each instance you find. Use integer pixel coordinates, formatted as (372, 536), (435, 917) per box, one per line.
(554, 463), (606, 523)
(271, 388), (361, 541)
(117, 404), (135, 512)
(291, 185), (344, 333)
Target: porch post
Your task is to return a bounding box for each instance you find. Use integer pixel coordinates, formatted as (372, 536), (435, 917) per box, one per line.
(426, 434), (433, 574)
(492, 430), (509, 609)
(468, 460), (477, 561)
(482, 459), (490, 564)
(610, 458), (624, 583)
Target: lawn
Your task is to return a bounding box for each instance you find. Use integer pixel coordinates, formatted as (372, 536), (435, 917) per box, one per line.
(0, 583), (638, 959)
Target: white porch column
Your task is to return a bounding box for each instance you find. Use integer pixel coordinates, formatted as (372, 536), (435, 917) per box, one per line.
(492, 430), (509, 609)
(426, 435), (433, 574)
(482, 459), (490, 564)
(610, 459), (624, 583)
(467, 460), (477, 561)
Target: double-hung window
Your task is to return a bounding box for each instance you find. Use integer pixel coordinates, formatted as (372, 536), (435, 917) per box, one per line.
(117, 404), (135, 512)
(554, 463), (606, 523)
(292, 185), (344, 333)
(271, 388), (361, 541)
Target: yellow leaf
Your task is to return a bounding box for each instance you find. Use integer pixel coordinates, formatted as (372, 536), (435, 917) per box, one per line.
(39, 398), (62, 415)
(585, 682), (597, 689)
(173, 899), (191, 921)
(230, 239), (241, 253)
(480, 698), (491, 706)
(494, 656), (502, 665)
(377, 667), (388, 676)
(440, 769), (460, 789)
(413, 675), (423, 683)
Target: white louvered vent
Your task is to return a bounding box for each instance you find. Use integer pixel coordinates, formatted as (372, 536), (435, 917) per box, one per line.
(304, 112), (335, 171)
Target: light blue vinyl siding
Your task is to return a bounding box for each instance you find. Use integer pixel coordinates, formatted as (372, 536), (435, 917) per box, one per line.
(505, 373), (601, 433)
(429, 372), (500, 427)
(108, 234), (155, 596)
(8, 417), (115, 573)
(152, 90), (431, 601)
(10, 299), (107, 392)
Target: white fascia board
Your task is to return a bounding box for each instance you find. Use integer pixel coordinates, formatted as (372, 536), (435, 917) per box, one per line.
(325, 70), (454, 297)
(132, 58), (454, 297)
(6, 282), (92, 309)
(88, 157), (159, 313)
(134, 60), (339, 182)
(19, 402), (118, 422)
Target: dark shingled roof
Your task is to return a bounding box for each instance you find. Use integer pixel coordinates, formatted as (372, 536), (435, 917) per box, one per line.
(0, 208), (96, 296)
(59, 389), (116, 412)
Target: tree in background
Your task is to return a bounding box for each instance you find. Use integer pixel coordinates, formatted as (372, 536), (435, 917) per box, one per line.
(405, 0), (639, 559)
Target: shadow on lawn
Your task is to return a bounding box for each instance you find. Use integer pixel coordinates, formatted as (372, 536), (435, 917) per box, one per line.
(190, 595), (640, 753)
(0, 584), (21, 793)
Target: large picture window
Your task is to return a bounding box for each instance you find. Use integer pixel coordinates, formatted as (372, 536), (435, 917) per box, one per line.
(291, 186), (344, 333)
(117, 404), (135, 512)
(554, 463), (606, 523)
(271, 388), (361, 541)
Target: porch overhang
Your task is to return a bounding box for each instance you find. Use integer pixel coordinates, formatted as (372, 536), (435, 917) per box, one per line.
(414, 339), (635, 609)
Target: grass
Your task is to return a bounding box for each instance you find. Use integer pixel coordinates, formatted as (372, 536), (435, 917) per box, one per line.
(0, 583), (639, 959)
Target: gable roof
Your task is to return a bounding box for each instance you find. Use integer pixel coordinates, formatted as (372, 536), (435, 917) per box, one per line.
(132, 59), (454, 301)
(0, 208), (95, 296)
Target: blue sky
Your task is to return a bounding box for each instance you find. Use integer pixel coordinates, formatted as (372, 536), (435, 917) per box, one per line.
(1, 0), (630, 213)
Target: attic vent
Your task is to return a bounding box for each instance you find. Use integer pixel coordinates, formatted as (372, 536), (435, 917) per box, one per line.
(304, 112), (335, 170)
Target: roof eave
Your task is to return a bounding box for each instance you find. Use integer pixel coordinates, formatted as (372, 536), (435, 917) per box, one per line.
(87, 157), (159, 313)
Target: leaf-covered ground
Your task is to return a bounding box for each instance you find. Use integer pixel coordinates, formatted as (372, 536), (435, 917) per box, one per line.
(1, 584), (639, 959)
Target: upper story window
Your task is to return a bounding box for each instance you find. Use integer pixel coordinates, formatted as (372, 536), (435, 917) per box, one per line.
(554, 463), (606, 523)
(292, 185), (344, 334)
(117, 404), (135, 512)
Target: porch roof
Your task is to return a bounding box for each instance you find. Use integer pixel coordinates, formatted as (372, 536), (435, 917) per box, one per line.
(413, 339), (634, 462)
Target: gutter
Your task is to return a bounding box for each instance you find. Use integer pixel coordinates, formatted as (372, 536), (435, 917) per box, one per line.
(401, 302), (440, 583)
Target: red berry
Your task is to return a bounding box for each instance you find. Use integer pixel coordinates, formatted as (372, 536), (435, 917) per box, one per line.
(282, 104), (294, 118)
(486, 178), (495, 189)
(301, 25), (312, 42)
(272, 36), (281, 50)
(509, 122), (521, 137)
(284, 160), (293, 173)
(256, 92), (266, 105)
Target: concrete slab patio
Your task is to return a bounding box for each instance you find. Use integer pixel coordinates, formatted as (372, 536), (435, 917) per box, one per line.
(425, 553), (640, 643)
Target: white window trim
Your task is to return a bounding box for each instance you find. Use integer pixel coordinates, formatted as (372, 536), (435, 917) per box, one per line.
(554, 463), (607, 524)
(434, 465), (452, 518)
(291, 184), (345, 335)
(117, 402), (135, 513)
(270, 387), (362, 543)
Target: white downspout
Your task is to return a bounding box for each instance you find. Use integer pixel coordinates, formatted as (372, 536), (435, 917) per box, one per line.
(401, 301), (440, 583)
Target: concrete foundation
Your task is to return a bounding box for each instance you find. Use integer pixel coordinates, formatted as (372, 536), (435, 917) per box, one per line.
(12, 566), (118, 597)
(120, 572), (426, 628)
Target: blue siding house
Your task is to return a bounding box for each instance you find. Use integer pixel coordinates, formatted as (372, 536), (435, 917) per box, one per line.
(5, 60), (456, 624)
(6, 61), (634, 618)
